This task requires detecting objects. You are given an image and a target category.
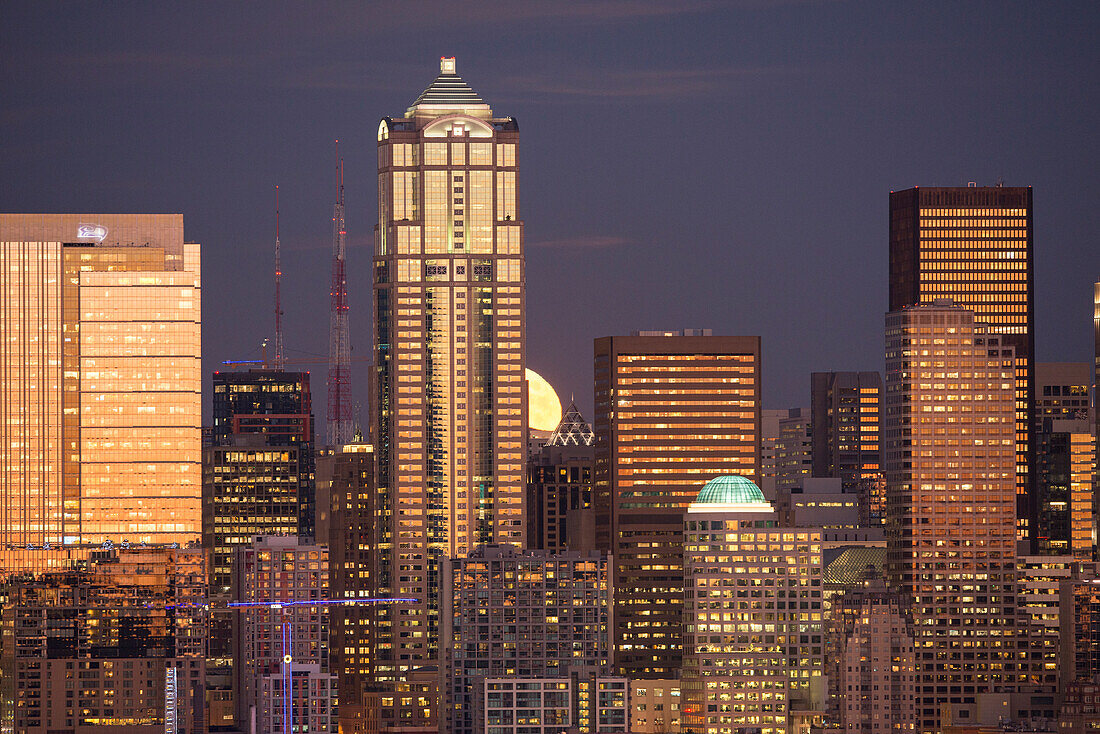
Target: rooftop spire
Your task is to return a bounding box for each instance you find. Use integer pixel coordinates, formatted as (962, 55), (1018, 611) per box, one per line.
(406, 56), (491, 118)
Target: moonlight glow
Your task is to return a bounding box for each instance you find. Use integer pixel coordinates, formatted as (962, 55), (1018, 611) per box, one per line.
(526, 368), (562, 432)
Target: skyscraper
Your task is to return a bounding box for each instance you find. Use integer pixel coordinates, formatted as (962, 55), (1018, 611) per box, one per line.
(372, 57), (526, 671)
(0, 214), (201, 576)
(761, 407), (812, 496)
(889, 186), (1035, 545)
(884, 301), (1018, 732)
(593, 331), (761, 677)
(681, 475), (824, 734)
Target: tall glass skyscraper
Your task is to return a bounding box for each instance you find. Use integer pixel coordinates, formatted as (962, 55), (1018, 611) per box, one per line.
(0, 214), (201, 576)
(372, 57), (527, 677)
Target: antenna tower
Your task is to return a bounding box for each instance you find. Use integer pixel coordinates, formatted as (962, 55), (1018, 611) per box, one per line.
(327, 142), (353, 445)
(274, 186), (286, 370)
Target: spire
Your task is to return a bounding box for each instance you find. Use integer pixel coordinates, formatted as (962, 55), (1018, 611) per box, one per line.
(545, 401), (595, 447)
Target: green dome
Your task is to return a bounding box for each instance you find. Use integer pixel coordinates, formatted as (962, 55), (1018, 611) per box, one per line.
(694, 475), (766, 505)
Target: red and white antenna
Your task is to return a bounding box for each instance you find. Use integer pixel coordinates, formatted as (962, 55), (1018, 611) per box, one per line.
(274, 185), (286, 370)
(327, 141), (352, 445)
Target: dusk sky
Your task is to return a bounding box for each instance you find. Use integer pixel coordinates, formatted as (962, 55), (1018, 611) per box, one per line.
(3, 1), (1098, 424)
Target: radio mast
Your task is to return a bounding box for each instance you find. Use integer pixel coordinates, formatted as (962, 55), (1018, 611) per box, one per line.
(327, 142), (352, 445)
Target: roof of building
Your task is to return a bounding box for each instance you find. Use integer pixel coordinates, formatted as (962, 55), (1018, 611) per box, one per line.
(693, 475), (767, 506)
(408, 57), (490, 114)
(823, 546), (888, 587)
(546, 401), (595, 447)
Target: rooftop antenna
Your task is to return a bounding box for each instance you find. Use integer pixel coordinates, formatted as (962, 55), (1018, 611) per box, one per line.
(274, 186), (286, 370)
(327, 140), (353, 446)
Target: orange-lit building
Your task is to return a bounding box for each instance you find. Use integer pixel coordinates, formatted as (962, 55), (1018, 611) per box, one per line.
(593, 330), (761, 677)
(0, 214), (201, 577)
(890, 186), (1035, 546)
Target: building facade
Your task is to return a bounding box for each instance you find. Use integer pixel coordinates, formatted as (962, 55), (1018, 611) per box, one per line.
(762, 408), (812, 496)
(594, 332), (761, 677)
(372, 57), (527, 679)
(889, 186), (1035, 545)
(444, 545), (611, 734)
(0, 214), (201, 576)
(232, 536), (334, 733)
(482, 675), (629, 734)
(0, 547), (207, 733)
(681, 475), (824, 734)
(884, 301), (1019, 732)
(810, 371), (884, 526)
(526, 405), (596, 552)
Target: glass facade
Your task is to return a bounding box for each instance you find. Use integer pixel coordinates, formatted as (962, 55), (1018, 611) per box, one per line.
(372, 59), (527, 691)
(0, 215), (201, 576)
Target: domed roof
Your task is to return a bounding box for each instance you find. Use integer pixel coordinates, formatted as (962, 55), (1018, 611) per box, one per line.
(694, 475), (766, 506)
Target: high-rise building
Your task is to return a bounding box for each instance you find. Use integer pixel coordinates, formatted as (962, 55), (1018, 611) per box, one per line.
(0, 214), (201, 576)
(1035, 420), (1095, 559)
(1035, 363), (1092, 425)
(827, 572), (916, 733)
(232, 536), (334, 733)
(594, 331), (761, 678)
(444, 545), (612, 734)
(810, 371), (884, 527)
(1015, 555), (1074, 713)
(0, 546), (207, 733)
(526, 403), (596, 552)
(889, 186), (1035, 545)
(761, 408), (812, 496)
(680, 475), (824, 734)
(372, 56), (527, 675)
(884, 301), (1019, 732)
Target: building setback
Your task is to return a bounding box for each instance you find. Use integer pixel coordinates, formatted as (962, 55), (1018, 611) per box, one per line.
(594, 331), (761, 677)
(0, 214), (201, 576)
(372, 57), (527, 684)
(884, 301), (1019, 732)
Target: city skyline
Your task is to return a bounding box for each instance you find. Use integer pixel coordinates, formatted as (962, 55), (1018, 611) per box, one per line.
(2, 4), (1098, 425)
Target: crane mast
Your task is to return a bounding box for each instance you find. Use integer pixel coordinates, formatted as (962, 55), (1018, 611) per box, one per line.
(327, 143), (352, 446)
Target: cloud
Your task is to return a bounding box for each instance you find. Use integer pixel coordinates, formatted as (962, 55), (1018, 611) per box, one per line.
(529, 235), (630, 249)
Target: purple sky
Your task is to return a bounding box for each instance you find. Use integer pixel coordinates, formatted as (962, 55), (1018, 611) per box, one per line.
(3, 1), (1098, 424)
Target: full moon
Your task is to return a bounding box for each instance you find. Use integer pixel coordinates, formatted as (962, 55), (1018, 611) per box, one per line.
(526, 368), (562, 432)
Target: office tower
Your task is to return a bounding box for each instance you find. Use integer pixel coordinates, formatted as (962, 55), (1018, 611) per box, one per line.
(0, 214), (201, 575)
(1035, 419), (1095, 559)
(526, 403), (596, 551)
(761, 408), (812, 496)
(780, 477), (877, 544)
(203, 369), (316, 727)
(233, 536), (334, 733)
(884, 301), (1018, 732)
(889, 186), (1035, 545)
(680, 476), (824, 734)
(0, 547), (207, 733)
(372, 57), (527, 676)
(594, 331), (761, 677)
(210, 369), (316, 537)
(444, 545), (612, 734)
(482, 674), (629, 734)
(1060, 563), (1100, 685)
(1015, 556), (1073, 716)
(317, 442), (392, 733)
(1035, 362), (1092, 425)
(827, 572), (915, 733)
(810, 371), (884, 525)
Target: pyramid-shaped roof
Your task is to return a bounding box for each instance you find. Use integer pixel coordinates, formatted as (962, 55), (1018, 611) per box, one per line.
(546, 401), (594, 447)
(407, 57), (491, 116)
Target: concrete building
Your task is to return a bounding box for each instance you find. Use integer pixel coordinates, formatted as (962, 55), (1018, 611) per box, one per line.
(232, 536), (335, 733)
(889, 186), (1035, 547)
(761, 408), (812, 497)
(884, 301), (1019, 732)
(372, 57), (527, 688)
(631, 680), (682, 733)
(1014, 556), (1074, 719)
(482, 674), (629, 734)
(810, 371), (884, 526)
(681, 475), (824, 734)
(594, 331), (761, 678)
(0, 214), (201, 576)
(444, 545), (611, 734)
(828, 573), (916, 732)
(0, 547), (207, 733)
